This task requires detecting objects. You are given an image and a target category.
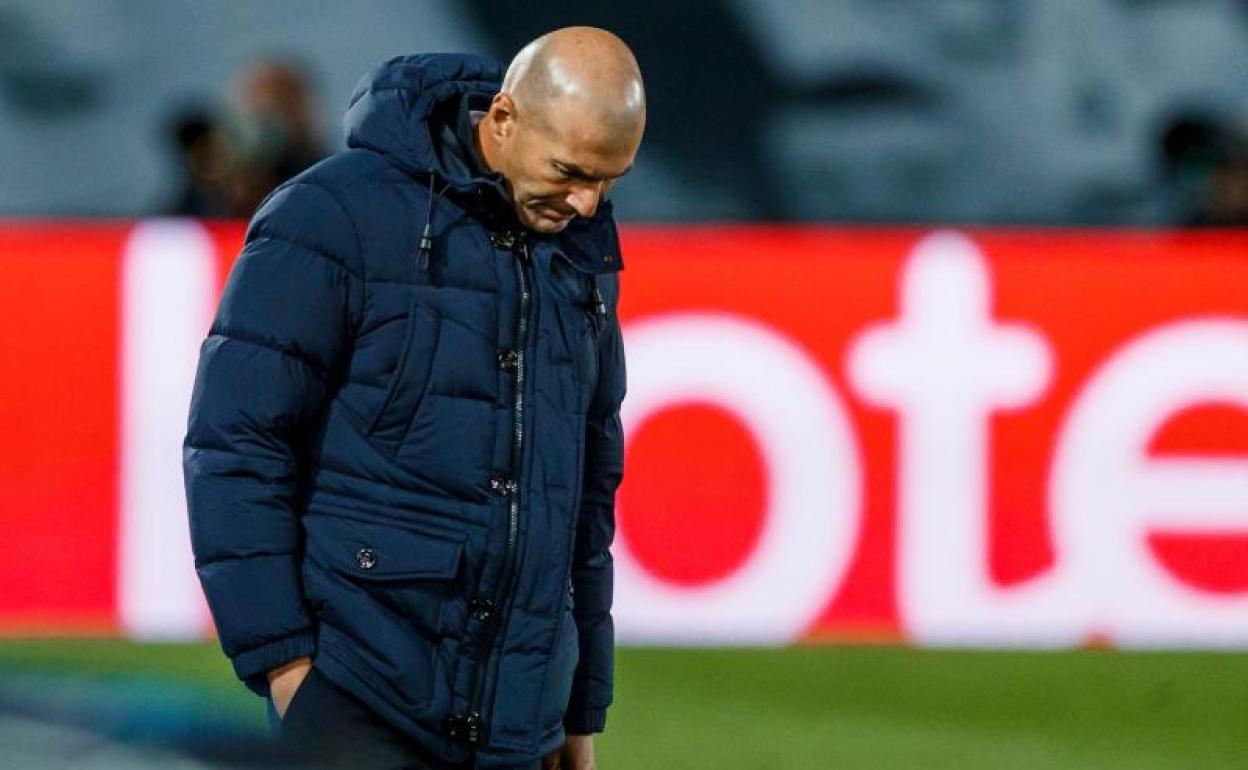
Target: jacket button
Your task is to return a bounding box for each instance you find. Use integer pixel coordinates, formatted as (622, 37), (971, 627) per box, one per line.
(469, 597), (496, 622)
(489, 230), (516, 250)
(355, 548), (377, 571)
(498, 349), (519, 373)
(446, 712), (482, 744)
(488, 475), (517, 497)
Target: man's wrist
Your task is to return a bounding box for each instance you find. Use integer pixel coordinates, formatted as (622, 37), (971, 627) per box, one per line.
(267, 655), (312, 683)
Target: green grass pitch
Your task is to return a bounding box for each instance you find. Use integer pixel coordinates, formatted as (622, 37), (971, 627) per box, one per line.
(0, 640), (1245, 769)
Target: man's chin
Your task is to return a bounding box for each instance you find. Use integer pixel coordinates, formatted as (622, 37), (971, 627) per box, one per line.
(521, 213), (573, 234)
(521, 215), (571, 234)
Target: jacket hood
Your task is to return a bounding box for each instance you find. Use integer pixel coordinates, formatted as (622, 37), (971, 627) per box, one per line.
(344, 53), (621, 257)
(344, 54), (504, 181)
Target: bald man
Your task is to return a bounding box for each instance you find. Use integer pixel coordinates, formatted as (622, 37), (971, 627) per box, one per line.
(185, 27), (643, 770)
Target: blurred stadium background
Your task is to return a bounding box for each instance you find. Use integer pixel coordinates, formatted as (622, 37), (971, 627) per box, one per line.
(3, 1), (1248, 768)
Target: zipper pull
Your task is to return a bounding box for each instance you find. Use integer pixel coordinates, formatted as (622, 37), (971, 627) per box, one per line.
(584, 276), (607, 336)
(418, 223), (433, 271)
(591, 282), (607, 319)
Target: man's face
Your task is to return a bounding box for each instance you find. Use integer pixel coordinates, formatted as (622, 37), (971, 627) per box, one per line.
(497, 98), (642, 234)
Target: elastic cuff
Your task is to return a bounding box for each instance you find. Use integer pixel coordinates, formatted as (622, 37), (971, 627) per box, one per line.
(232, 629), (317, 697)
(563, 707), (607, 734)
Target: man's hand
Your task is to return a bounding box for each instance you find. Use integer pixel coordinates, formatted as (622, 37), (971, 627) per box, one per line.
(543, 734), (595, 770)
(267, 656), (313, 719)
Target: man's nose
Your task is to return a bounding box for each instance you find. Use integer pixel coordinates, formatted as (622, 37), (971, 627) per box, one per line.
(566, 182), (603, 219)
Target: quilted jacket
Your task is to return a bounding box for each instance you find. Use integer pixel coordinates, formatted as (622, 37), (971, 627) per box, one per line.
(183, 53), (625, 766)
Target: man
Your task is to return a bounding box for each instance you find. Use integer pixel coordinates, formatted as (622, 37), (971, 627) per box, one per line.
(183, 27), (644, 770)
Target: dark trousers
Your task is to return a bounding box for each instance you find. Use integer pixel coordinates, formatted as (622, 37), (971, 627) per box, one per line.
(270, 666), (541, 770)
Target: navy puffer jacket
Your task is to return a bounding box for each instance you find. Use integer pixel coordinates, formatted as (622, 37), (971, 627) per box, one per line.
(183, 53), (624, 766)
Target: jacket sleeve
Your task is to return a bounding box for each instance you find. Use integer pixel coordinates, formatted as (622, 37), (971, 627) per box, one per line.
(183, 181), (361, 697)
(564, 275), (626, 734)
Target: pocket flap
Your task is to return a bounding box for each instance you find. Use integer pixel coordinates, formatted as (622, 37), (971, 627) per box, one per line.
(305, 513), (464, 581)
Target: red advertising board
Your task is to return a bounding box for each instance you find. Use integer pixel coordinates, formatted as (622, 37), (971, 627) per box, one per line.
(2, 222), (1246, 646)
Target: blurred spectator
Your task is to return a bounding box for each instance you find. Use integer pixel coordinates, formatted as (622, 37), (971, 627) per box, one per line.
(162, 59), (327, 219)
(1159, 111), (1248, 227)
(224, 57), (327, 217)
(164, 107), (234, 218)
(1202, 136), (1248, 227)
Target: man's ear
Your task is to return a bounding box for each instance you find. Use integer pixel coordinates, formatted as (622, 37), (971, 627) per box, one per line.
(487, 92), (517, 141)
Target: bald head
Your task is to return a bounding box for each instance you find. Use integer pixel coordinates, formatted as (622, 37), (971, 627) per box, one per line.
(476, 27), (646, 233)
(502, 26), (646, 137)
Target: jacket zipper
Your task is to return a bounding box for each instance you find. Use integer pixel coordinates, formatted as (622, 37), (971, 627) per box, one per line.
(451, 232), (532, 747)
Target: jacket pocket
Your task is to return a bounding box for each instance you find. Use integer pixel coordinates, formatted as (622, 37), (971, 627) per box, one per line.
(306, 512), (467, 639)
(308, 512), (464, 583)
(304, 512), (467, 715)
(367, 301), (441, 455)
